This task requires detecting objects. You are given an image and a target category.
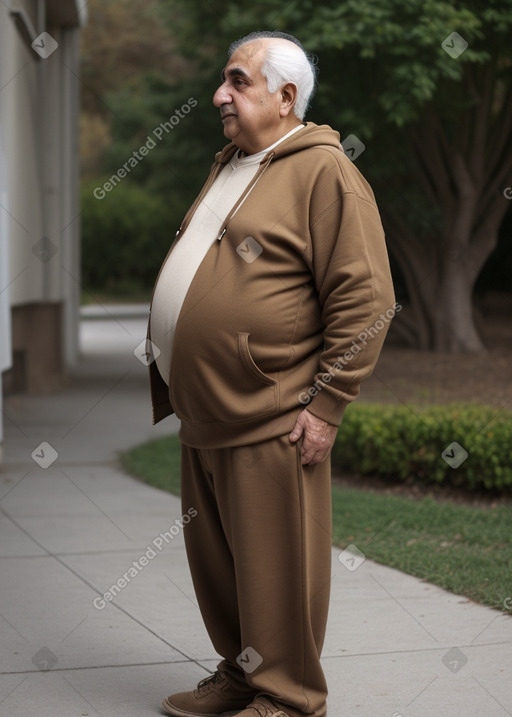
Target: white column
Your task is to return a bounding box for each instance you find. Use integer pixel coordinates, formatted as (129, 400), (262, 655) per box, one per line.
(0, 22), (13, 460)
(60, 27), (81, 367)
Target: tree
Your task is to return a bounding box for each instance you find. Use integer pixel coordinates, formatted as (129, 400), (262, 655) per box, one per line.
(79, 0), (197, 294)
(79, 0), (190, 179)
(80, 0), (188, 116)
(305, 0), (512, 352)
(157, 0), (512, 352)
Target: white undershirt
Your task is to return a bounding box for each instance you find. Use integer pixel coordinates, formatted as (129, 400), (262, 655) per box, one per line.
(150, 124), (304, 385)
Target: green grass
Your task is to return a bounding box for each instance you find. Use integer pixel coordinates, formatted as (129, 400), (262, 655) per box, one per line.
(331, 489), (512, 610)
(120, 435), (182, 495)
(120, 435), (512, 612)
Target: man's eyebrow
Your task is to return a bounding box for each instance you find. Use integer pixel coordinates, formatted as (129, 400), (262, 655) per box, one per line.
(220, 66), (252, 82)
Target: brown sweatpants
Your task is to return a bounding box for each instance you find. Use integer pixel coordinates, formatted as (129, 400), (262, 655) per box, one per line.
(180, 433), (332, 717)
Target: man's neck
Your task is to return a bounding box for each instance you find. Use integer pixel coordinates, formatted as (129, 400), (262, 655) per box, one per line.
(241, 121), (303, 156)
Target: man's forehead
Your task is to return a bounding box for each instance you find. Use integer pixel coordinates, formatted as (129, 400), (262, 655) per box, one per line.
(225, 36), (299, 70)
(222, 36), (299, 80)
(232, 38), (267, 62)
(222, 40), (266, 79)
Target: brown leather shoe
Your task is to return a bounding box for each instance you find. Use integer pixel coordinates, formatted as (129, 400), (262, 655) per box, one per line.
(232, 697), (290, 716)
(162, 671), (253, 716)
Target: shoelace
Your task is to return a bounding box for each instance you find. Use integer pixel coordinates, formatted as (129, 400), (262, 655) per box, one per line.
(196, 671), (223, 695)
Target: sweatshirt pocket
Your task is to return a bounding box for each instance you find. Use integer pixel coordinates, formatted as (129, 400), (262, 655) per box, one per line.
(169, 331), (279, 425)
(238, 332), (276, 386)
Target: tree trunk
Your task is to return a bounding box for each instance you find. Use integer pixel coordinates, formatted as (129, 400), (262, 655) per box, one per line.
(383, 73), (512, 354)
(384, 218), (495, 353)
(432, 251), (484, 352)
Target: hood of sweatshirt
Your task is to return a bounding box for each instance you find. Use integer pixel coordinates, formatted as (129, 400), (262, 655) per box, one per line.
(214, 122), (343, 165)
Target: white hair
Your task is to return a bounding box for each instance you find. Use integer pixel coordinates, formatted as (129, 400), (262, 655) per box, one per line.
(228, 31), (317, 121)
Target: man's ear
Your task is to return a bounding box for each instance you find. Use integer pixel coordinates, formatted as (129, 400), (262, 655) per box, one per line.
(279, 82), (298, 117)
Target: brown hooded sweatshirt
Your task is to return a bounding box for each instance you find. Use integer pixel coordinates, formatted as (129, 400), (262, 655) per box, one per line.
(148, 122), (395, 448)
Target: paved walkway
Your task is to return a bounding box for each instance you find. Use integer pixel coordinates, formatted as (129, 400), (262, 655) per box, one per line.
(1, 307), (511, 717)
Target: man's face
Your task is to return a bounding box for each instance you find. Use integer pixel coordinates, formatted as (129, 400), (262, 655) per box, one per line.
(213, 39), (285, 154)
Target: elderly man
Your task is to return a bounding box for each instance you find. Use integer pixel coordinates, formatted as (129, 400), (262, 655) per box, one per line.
(148, 30), (394, 717)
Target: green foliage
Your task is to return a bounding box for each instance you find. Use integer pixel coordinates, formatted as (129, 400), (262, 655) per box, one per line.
(165, 0), (512, 129)
(81, 179), (174, 292)
(300, 0), (493, 126)
(332, 403), (512, 491)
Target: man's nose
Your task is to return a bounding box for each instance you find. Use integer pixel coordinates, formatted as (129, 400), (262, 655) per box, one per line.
(213, 82), (232, 107)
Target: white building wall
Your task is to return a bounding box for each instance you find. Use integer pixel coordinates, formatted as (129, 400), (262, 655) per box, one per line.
(0, 0), (85, 457)
(0, 125), (11, 456)
(4, 6), (46, 307)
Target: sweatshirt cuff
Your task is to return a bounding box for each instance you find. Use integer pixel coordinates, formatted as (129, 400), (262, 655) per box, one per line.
(304, 389), (349, 427)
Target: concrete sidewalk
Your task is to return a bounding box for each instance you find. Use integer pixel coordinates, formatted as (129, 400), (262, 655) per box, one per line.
(0, 309), (511, 717)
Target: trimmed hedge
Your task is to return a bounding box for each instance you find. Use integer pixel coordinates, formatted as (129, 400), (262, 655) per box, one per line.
(332, 403), (512, 491)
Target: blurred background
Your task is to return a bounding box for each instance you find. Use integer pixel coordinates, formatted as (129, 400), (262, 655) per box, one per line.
(79, 0), (512, 353)
(1, 0), (511, 452)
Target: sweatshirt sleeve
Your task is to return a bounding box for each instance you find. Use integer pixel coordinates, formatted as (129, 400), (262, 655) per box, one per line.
(304, 156), (396, 426)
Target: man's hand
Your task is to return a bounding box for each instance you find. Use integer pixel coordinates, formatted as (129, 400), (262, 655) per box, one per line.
(289, 408), (338, 466)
